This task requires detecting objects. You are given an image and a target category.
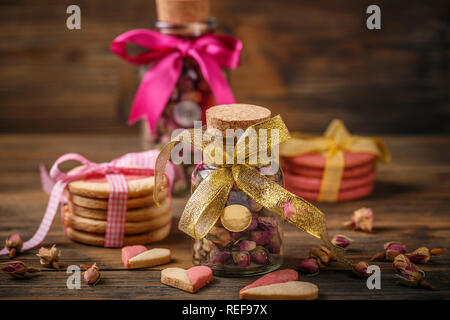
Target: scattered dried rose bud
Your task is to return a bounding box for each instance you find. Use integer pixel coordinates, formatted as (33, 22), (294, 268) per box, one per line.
(352, 261), (369, 278)
(80, 263), (101, 286)
(250, 230), (273, 245)
(232, 251), (251, 267)
(239, 240), (256, 252)
(407, 247), (446, 264)
(343, 207), (374, 232)
(207, 227), (232, 247)
(309, 246), (334, 266)
(331, 234), (353, 249)
(406, 247), (431, 264)
(371, 241), (406, 261)
(385, 241), (407, 261)
(5, 233), (23, 259)
(1, 261), (40, 279)
(251, 246), (270, 265)
(296, 258), (320, 275)
(36, 244), (61, 270)
(393, 254), (436, 290)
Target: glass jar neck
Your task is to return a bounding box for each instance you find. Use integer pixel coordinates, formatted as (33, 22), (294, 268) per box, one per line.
(155, 18), (217, 37)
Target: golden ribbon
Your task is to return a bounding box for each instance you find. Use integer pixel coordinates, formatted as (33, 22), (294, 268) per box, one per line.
(153, 115), (351, 266)
(280, 119), (391, 202)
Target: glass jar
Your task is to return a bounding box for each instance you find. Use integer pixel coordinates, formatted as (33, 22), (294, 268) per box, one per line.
(191, 162), (284, 276)
(140, 19), (220, 194)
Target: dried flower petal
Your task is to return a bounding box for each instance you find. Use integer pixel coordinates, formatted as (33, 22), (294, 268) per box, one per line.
(371, 241), (406, 261)
(296, 258), (320, 275)
(250, 230), (273, 245)
(80, 262), (101, 286)
(207, 227), (232, 247)
(343, 207), (374, 232)
(210, 250), (230, 265)
(5, 233), (23, 259)
(1, 261), (40, 279)
(352, 261), (370, 278)
(232, 251), (251, 267)
(385, 242), (406, 261)
(36, 244), (61, 270)
(239, 240), (256, 252)
(407, 247), (446, 264)
(310, 246), (333, 266)
(393, 254), (436, 290)
(331, 234), (353, 249)
(406, 247), (430, 264)
(251, 246), (270, 265)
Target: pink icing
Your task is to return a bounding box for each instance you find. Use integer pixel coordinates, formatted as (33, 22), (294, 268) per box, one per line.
(186, 266), (213, 292)
(239, 269), (298, 294)
(83, 174), (151, 183)
(121, 245), (147, 268)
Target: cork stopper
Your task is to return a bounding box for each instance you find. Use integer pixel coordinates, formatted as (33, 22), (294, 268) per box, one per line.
(156, 0), (210, 24)
(206, 104), (272, 135)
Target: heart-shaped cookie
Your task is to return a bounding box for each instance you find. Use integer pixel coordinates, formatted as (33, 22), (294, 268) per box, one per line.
(240, 281), (319, 300)
(161, 266), (213, 293)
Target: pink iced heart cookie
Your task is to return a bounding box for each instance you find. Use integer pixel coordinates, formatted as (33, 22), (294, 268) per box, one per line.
(239, 269), (298, 297)
(161, 266), (213, 293)
(121, 245), (147, 268)
(240, 281), (319, 300)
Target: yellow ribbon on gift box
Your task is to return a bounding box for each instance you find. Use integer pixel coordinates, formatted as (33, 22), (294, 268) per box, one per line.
(153, 115), (352, 267)
(280, 119), (391, 202)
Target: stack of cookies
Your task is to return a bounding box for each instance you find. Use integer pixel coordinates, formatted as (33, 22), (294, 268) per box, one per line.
(63, 167), (172, 246)
(282, 152), (376, 202)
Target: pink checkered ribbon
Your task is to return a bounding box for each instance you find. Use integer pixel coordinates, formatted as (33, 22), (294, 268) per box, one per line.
(0, 150), (175, 255)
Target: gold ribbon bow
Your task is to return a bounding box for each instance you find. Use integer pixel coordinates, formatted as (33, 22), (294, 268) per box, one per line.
(280, 119), (391, 202)
(153, 115), (351, 266)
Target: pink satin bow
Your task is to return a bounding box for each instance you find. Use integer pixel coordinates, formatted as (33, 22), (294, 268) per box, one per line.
(0, 150), (175, 255)
(111, 29), (242, 133)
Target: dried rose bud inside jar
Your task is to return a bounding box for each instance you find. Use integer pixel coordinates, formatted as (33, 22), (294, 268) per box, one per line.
(191, 104), (284, 276)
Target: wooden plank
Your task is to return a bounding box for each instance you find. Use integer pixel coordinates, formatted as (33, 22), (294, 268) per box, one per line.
(0, 0), (448, 134)
(0, 134), (449, 299)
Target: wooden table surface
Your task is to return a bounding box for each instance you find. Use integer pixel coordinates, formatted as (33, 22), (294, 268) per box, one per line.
(0, 134), (449, 300)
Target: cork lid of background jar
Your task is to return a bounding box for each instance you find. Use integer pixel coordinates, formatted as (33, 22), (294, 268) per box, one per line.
(156, 0), (210, 24)
(206, 104), (272, 136)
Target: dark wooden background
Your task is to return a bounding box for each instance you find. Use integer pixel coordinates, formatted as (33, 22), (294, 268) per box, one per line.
(0, 0), (448, 134)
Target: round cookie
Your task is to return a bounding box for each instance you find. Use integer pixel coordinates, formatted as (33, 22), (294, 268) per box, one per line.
(65, 223), (171, 247)
(286, 183), (374, 202)
(282, 161), (374, 179)
(68, 189), (168, 210)
(67, 166), (168, 199)
(68, 197), (171, 222)
(284, 171), (375, 192)
(64, 205), (172, 235)
(286, 152), (376, 169)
